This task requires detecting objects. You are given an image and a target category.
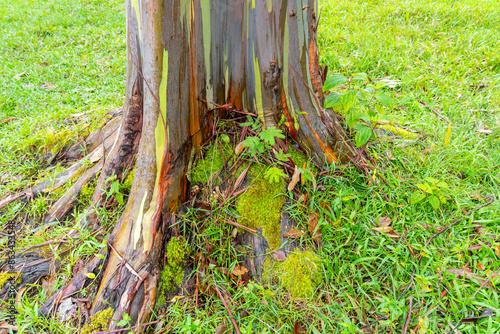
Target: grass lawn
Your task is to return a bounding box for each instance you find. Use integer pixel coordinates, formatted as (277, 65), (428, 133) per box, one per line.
(1, 0), (499, 333)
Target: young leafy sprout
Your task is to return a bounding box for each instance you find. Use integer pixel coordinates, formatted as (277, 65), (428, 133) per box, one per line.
(322, 72), (410, 148)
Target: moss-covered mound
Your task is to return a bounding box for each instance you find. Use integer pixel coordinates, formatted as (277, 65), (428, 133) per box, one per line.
(236, 171), (285, 250)
(155, 237), (189, 309)
(81, 308), (113, 334)
(264, 250), (321, 298)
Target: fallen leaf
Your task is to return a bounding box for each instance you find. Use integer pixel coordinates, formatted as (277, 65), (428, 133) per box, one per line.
(495, 245), (500, 258)
(85, 273), (96, 279)
(294, 321), (305, 334)
(234, 141), (244, 155)
(284, 228), (304, 239)
(301, 162), (307, 185)
(214, 323), (229, 334)
(308, 213), (321, 243)
(287, 165), (301, 191)
(477, 262), (485, 271)
(444, 123), (452, 146)
(272, 250), (287, 262)
(0, 322), (18, 331)
(44, 82), (56, 89)
(372, 226), (393, 233)
(447, 268), (495, 290)
(379, 216), (392, 227)
(0, 117), (16, 124)
(232, 265), (249, 276)
(233, 163), (250, 191)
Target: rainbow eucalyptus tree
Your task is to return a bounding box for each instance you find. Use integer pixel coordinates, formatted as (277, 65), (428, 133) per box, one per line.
(27, 0), (362, 331)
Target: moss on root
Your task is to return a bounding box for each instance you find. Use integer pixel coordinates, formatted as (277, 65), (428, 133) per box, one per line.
(79, 171), (100, 204)
(155, 237), (189, 309)
(189, 141), (233, 184)
(0, 272), (21, 290)
(236, 171), (285, 250)
(80, 308), (113, 334)
(264, 250), (321, 298)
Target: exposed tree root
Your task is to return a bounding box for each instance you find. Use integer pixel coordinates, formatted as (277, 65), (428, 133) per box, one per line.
(38, 250), (106, 316)
(43, 162), (102, 224)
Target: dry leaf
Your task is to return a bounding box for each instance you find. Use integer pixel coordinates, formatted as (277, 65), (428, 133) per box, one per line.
(495, 245), (500, 258)
(288, 165), (301, 191)
(284, 228), (304, 239)
(0, 322), (19, 331)
(272, 250), (287, 262)
(235, 141), (244, 155)
(0, 117), (16, 124)
(309, 213), (321, 243)
(233, 164), (250, 191)
(379, 216), (392, 227)
(447, 268), (495, 290)
(477, 262), (485, 271)
(372, 226), (393, 233)
(44, 83), (56, 89)
(301, 162), (307, 185)
(232, 265), (249, 276)
(85, 273), (96, 279)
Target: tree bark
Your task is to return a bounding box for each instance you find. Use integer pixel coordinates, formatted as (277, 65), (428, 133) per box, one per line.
(34, 0), (363, 331)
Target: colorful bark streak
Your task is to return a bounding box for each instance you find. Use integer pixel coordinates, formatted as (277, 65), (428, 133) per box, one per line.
(282, 87), (297, 140)
(308, 40), (323, 98)
(200, 0), (213, 102)
(131, 0), (141, 41)
(252, 42), (264, 121)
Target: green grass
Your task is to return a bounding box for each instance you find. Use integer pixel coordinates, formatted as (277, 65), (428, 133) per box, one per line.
(1, 0), (500, 333)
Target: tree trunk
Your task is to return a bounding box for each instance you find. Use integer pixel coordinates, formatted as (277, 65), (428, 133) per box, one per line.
(33, 0), (362, 331)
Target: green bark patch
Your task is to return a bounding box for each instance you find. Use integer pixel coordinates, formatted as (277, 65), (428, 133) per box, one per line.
(0, 272), (21, 290)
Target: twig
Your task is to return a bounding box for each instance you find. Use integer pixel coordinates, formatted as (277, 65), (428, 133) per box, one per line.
(212, 274), (242, 334)
(107, 243), (141, 279)
(402, 296), (413, 334)
(418, 101), (450, 123)
(219, 218), (257, 234)
(470, 266), (500, 299)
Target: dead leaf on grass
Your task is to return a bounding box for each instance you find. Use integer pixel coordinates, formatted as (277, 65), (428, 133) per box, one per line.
(234, 141), (244, 155)
(0, 117), (16, 124)
(284, 228), (304, 239)
(233, 163), (250, 191)
(43, 83), (56, 89)
(372, 216), (400, 238)
(232, 265), (249, 276)
(495, 245), (500, 258)
(308, 213), (321, 243)
(477, 262), (486, 271)
(447, 268), (496, 290)
(272, 250), (287, 262)
(287, 165), (300, 191)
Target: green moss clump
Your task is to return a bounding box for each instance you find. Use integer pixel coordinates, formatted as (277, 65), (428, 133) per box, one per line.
(288, 145), (308, 168)
(189, 141), (233, 184)
(0, 272), (21, 290)
(236, 172), (285, 250)
(81, 308), (113, 334)
(121, 167), (135, 193)
(264, 250), (321, 298)
(156, 237), (189, 309)
(79, 172), (100, 204)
